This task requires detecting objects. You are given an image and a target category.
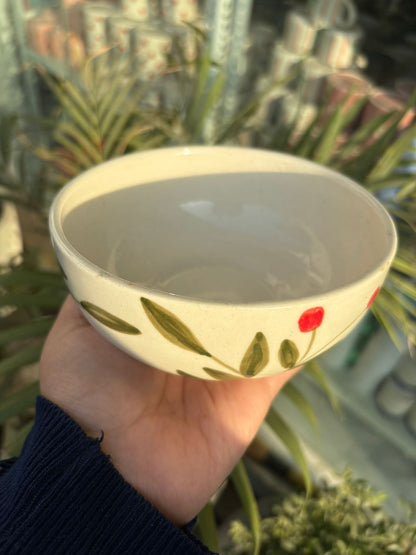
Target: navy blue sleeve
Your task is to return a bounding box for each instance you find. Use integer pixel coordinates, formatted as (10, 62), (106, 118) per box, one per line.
(0, 397), (214, 554)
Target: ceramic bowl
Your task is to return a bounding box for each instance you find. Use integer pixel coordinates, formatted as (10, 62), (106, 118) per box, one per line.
(49, 147), (397, 380)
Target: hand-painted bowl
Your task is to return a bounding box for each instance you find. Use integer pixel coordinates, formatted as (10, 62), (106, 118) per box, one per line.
(49, 146), (397, 380)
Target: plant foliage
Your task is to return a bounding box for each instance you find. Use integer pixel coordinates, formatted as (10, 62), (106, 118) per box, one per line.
(226, 469), (416, 554)
(2, 31), (416, 550)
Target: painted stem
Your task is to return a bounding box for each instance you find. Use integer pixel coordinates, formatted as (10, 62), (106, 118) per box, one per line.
(211, 355), (240, 375)
(302, 310), (367, 363)
(298, 328), (316, 365)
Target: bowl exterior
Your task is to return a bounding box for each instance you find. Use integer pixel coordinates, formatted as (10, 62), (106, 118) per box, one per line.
(52, 237), (392, 380)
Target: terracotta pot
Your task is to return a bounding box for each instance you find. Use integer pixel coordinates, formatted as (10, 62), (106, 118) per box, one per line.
(49, 27), (67, 60)
(361, 90), (415, 132)
(394, 79), (416, 104)
(62, 0), (83, 6)
(27, 10), (57, 56)
(327, 71), (372, 111)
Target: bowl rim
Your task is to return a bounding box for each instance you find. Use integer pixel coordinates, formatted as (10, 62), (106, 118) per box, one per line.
(49, 145), (398, 308)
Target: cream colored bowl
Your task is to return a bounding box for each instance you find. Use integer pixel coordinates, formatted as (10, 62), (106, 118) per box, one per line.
(49, 147), (397, 380)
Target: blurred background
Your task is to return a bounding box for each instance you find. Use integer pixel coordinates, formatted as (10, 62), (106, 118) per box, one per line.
(1, 1), (416, 552)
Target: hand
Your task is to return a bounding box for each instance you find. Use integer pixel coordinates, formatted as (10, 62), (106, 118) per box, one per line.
(40, 296), (298, 525)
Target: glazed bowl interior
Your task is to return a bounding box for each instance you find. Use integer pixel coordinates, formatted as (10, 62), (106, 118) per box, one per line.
(54, 147), (395, 304)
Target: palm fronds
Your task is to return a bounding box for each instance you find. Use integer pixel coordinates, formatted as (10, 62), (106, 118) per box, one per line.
(259, 86), (416, 351)
(30, 53), (167, 185)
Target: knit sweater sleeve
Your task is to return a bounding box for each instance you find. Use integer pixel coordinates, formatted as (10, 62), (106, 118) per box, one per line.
(0, 396), (213, 555)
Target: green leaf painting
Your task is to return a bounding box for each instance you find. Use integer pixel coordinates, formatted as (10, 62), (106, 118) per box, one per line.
(239, 332), (269, 377)
(80, 301), (141, 335)
(141, 297), (211, 356)
(203, 368), (238, 380)
(278, 339), (299, 369)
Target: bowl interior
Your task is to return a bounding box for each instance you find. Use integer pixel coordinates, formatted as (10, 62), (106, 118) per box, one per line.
(56, 148), (395, 304)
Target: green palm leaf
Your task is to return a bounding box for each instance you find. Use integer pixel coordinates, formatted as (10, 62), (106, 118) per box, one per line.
(265, 406), (311, 494)
(392, 252), (416, 278)
(393, 177), (416, 201)
(113, 124), (154, 156)
(339, 111), (406, 181)
(53, 130), (96, 169)
(332, 111), (396, 169)
(304, 361), (341, 415)
(371, 304), (404, 351)
(0, 319), (53, 347)
(0, 269), (64, 288)
(312, 94), (367, 165)
(0, 344), (43, 379)
(230, 460), (262, 555)
(0, 381), (40, 425)
(387, 273), (416, 302)
(291, 102), (327, 158)
(367, 121), (416, 182)
(282, 382), (318, 430)
(197, 502), (219, 553)
(57, 122), (103, 165)
(103, 88), (147, 158)
(0, 292), (65, 310)
(61, 80), (99, 129)
(39, 70), (100, 146)
(99, 79), (137, 139)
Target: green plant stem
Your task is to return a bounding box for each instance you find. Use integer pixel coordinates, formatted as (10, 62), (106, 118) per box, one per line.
(197, 502), (219, 553)
(230, 461), (261, 555)
(305, 311), (366, 363)
(298, 329), (316, 365)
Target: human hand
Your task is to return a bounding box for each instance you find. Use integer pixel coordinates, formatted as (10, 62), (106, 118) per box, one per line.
(40, 296), (298, 526)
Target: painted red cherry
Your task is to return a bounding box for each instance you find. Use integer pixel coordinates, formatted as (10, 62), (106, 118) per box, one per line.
(298, 307), (325, 333)
(367, 286), (380, 308)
